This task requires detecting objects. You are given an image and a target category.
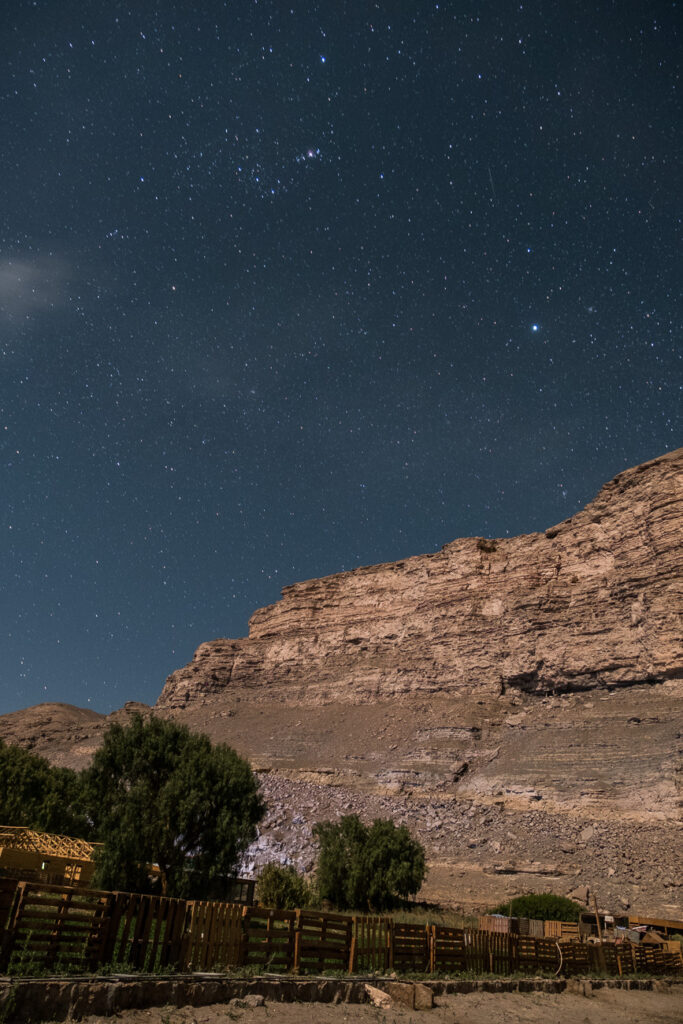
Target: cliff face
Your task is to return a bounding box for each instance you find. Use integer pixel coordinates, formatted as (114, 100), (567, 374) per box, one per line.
(4, 449), (682, 916)
(157, 448), (683, 709)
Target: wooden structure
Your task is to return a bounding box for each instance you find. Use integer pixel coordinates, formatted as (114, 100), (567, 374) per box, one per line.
(579, 909), (683, 941)
(0, 827), (101, 887)
(628, 914), (683, 938)
(1, 879), (681, 978)
(543, 919), (580, 941)
(0, 826), (255, 905)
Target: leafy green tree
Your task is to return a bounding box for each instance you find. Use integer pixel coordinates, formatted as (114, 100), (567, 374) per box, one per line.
(82, 715), (264, 898)
(314, 814), (426, 911)
(256, 863), (311, 909)
(488, 893), (584, 922)
(0, 739), (91, 838)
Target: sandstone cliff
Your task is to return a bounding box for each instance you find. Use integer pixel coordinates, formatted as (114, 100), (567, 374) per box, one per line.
(3, 449), (681, 917)
(158, 448), (683, 709)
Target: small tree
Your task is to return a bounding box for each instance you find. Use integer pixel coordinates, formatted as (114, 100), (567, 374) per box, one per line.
(0, 739), (91, 838)
(314, 814), (426, 911)
(488, 893), (584, 922)
(83, 715), (264, 898)
(257, 863), (311, 909)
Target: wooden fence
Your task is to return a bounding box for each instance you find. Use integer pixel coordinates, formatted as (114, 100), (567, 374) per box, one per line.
(1, 880), (681, 978)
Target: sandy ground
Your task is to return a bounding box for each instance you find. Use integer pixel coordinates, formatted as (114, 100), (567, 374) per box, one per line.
(78, 986), (683, 1024)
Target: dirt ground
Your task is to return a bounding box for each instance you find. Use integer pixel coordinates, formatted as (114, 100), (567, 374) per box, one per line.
(78, 986), (683, 1024)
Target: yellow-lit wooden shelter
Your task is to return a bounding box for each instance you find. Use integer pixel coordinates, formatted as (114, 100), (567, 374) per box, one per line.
(0, 826), (102, 886)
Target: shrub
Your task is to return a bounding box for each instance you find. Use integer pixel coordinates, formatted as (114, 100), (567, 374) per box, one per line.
(314, 814), (426, 911)
(487, 893), (584, 922)
(256, 863), (311, 909)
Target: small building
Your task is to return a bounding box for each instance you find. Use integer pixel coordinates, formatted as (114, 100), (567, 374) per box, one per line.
(225, 877), (256, 906)
(0, 825), (101, 887)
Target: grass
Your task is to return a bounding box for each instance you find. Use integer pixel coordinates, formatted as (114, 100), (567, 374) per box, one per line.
(388, 904), (478, 929)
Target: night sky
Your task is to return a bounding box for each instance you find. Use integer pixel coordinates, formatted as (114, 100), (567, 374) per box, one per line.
(1, 2), (680, 716)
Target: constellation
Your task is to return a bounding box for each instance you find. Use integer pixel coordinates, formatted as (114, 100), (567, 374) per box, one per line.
(170, 128), (328, 201)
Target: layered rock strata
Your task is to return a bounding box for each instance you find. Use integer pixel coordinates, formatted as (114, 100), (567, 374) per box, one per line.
(158, 448), (683, 709)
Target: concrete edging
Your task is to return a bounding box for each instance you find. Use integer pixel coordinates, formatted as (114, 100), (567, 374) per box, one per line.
(0, 972), (681, 1022)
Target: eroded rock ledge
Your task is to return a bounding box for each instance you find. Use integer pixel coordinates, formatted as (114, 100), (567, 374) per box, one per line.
(158, 448), (682, 709)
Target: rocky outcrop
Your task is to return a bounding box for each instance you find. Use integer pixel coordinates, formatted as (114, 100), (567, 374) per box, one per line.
(158, 448), (683, 709)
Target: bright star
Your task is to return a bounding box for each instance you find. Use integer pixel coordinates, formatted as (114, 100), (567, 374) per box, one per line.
(531, 324), (539, 332)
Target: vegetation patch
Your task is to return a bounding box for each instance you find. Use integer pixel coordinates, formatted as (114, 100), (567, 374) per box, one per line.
(314, 814), (426, 911)
(487, 893), (584, 922)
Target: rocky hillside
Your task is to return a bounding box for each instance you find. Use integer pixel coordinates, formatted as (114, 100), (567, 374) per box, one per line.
(158, 448), (682, 709)
(1, 448), (681, 917)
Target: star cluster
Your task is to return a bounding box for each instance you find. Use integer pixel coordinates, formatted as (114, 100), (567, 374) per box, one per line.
(0, 1), (680, 713)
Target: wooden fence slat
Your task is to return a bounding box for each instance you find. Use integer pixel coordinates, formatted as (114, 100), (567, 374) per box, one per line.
(101, 892), (128, 966)
(116, 892), (139, 965)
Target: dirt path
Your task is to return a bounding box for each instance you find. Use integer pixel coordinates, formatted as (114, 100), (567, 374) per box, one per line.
(79, 985), (683, 1024)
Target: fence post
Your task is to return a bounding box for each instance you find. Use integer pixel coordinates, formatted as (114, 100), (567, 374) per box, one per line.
(237, 906), (249, 967)
(349, 916), (357, 974)
(429, 924), (436, 974)
(0, 881), (26, 972)
(387, 918), (394, 971)
(293, 908), (301, 974)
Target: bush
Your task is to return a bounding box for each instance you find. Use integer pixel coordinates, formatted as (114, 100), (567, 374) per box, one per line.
(487, 893), (584, 922)
(256, 863), (311, 909)
(314, 814), (426, 911)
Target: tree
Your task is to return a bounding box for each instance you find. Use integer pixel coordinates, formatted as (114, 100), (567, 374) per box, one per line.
(488, 893), (584, 922)
(256, 863), (311, 909)
(313, 814), (426, 911)
(0, 739), (91, 838)
(82, 715), (264, 898)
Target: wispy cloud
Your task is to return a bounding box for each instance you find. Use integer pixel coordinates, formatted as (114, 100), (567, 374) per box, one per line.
(0, 255), (71, 320)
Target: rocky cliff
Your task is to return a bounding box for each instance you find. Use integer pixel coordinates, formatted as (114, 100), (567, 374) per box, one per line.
(3, 448), (681, 917)
(158, 448), (683, 709)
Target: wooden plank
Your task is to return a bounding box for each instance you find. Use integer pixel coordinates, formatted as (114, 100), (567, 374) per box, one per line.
(201, 902), (216, 970)
(100, 892), (128, 966)
(45, 891), (71, 968)
(118, 892), (140, 965)
(84, 894), (112, 971)
(202, 902), (217, 970)
(132, 896), (155, 969)
(162, 899), (180, 969)
(185, 901), (205, 970)
(181, 901), (198, 970)
(6, 895), (84, 910)
(0, 879), (19, 938)
(12, 909), (94, 926)
(146, 897), (168, 971)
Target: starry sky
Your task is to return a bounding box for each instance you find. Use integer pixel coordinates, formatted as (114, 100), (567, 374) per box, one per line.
(1, 1), (680, 716)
